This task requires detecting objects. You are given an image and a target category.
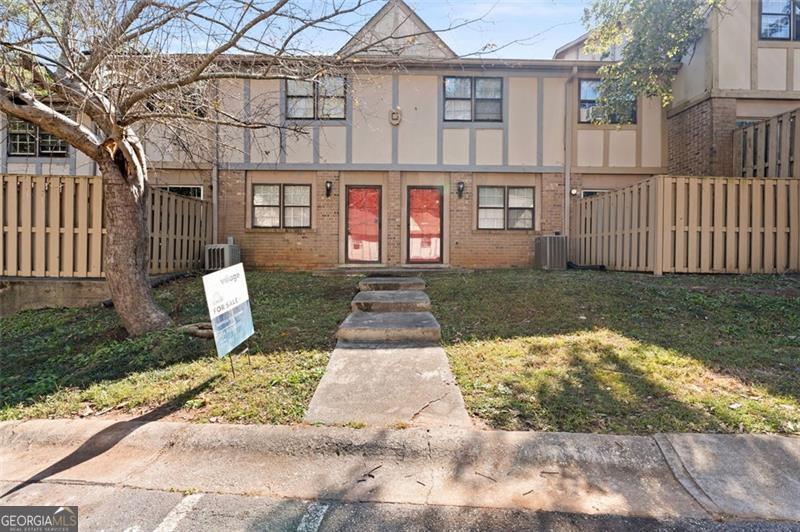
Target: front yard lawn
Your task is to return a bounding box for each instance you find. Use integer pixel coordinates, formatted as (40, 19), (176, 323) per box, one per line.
(428, 270), (800, 434)
(2, 269), (798, 434)
(1, 273), (355, 424)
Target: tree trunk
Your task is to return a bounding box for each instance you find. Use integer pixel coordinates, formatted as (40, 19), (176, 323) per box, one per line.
(98, 145), (172, 336)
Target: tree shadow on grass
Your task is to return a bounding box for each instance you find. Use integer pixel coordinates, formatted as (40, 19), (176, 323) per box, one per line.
(1, 377), (219, 499)
(429, 270), (800, 426)
(477, 333), (719, 433)
(0, 272), (354, 413)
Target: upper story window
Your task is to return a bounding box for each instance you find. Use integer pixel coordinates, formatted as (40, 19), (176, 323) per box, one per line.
(7, 117), (68, 157)
(443, 77), (503, 122)
(286, 77), (346, 120)
(760, 0), (799, 40)
(578, 80), (636, 124)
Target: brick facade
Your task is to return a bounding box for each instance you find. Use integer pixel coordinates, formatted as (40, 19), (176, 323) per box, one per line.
(667, 97), (736, 176)
(218, 170), (567, 270)
(218, 170), (340, 270)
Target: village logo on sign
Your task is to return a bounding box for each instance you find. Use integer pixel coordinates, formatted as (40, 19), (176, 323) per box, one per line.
(202, 263), (254, 358)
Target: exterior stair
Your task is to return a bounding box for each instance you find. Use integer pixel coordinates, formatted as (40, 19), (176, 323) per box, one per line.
(357, 276), (425, 291)
(351, 290), (431, 312)
(337, 310), (440, 343)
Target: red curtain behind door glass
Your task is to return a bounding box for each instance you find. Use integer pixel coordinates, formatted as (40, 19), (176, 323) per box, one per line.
(408, 188), (442, 263)
(347, 187), (380, 262)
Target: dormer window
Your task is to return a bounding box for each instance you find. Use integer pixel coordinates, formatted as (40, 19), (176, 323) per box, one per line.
(759, 0), (798, 40)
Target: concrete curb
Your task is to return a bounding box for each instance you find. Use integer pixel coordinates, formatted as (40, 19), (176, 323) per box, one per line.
(1, 420), (798, 522)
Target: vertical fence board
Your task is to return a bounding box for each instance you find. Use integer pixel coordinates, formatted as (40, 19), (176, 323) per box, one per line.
(744, 128), (755, 178)
(0, 176), (5, 275)
(74, 178), (89, 276)
(687, 178), (699, 272)
(738, 179), (751, 273)
(790, 180), (800, 270)
(780, 116), (791, 177)
(46, 177), (61, 276)
(700, 179), (712, 272)
(88, 177), (103, 276)
(733, 129), (743, 176)
(763, 180), (775, 273)
(7, 176), (19, 276)
(19, 175), (33, 276)
(751, 178), (763, 273)
(33, 176), (47, 276)
(62, 178), (75, 277)
(712, 179), (724, 271)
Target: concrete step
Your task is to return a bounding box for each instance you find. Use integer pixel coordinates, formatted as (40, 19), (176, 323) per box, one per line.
(337, 311), (441, 343)
(352, 290), (431, 312)
(358, 276), (425, 291)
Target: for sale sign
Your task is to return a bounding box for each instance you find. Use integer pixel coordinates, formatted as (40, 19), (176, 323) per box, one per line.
(202, 263), (254, 357)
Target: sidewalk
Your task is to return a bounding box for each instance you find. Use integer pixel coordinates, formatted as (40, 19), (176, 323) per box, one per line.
(1, 419), (798, 525)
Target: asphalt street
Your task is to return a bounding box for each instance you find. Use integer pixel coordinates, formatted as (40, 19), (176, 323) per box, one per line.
(2, 481), (798, 532)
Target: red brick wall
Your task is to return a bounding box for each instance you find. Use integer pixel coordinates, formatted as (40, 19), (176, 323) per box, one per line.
(667, 97), (736, 176)
(220, 170), (566, 270)
(218, 170), (340, 270)
(448, 172), (564, 268)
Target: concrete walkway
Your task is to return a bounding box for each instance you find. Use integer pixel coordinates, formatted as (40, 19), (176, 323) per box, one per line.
(305, 276), (471, 428)
(2, 420), (798, 527)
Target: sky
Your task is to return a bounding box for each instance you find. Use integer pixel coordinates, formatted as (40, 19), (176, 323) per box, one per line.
(321, 0), (594, 60)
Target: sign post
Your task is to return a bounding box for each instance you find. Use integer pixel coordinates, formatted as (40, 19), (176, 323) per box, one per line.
(202, 263), (255, 376)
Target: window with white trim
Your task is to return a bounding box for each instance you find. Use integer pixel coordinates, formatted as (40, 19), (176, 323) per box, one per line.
(477, 186), (535, 230)
(286, 77), (346, 120)
(252, 184), (312, 228)
(7, 117), (68, 157)
(444, 77), (503, 122)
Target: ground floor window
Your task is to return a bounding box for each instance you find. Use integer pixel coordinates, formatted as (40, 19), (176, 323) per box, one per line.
(252, 183), (311, 228)
(477, 185), (534, 230)
(581, 189), (606, 198)
(7, 116), (69, 157)
(162, 185), (203, 199)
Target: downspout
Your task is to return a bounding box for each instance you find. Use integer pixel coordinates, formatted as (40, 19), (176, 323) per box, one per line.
(563, 66), (577, 237)
(212, 82), (220, 244)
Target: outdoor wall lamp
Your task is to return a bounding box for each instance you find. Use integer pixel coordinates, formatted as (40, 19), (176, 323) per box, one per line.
(570, 188), (578, 196)
(325, 181), (333, 197)
(457, 181), (465, 198)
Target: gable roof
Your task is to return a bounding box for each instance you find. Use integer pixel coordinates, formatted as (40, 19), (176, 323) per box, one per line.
(553, 32), (589, 59)
(337, 0), (456, 59)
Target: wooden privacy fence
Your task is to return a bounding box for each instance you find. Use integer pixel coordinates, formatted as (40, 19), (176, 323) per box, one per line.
(733, 108), (799, 178)
(570, 175), (800, 274)
(1, 175), (211, 278)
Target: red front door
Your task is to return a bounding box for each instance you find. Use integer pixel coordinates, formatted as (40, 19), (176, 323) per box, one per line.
(346, 186), (381, 263)
(407, 186), (443, 264)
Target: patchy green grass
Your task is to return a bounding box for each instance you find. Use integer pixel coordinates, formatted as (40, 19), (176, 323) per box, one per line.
(427, 270), (800, 434)
(4, 269), (799, 434)
(1, 273), (355, 424)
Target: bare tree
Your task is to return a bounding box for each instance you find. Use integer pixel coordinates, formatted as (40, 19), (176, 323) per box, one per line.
(0, 0), (487, 335)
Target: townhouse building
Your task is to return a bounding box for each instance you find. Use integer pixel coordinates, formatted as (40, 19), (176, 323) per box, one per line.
(1, 0), (797, 270)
